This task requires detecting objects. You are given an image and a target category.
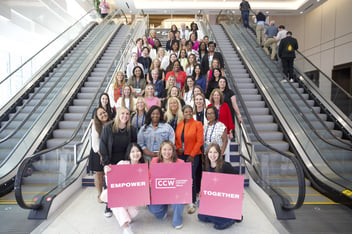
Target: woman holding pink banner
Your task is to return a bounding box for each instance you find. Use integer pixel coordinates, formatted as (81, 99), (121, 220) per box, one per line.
(198, 143), (237, 230)
(148, 141), (185, 229)
(175, 105), (203, 214)
(100, 107), (138, 217)
(102, 143), (145, 234)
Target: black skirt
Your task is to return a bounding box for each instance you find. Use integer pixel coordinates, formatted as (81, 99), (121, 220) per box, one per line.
(88, 148), (104, 172)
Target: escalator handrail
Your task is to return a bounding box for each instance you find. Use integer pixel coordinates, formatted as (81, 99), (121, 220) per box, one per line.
(0, 9), (98, 86)
(205, 14), (306, 209)
(14, 18), (146, 210)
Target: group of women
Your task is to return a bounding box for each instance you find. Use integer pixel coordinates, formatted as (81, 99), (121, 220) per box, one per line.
(89, 23), (243, 234)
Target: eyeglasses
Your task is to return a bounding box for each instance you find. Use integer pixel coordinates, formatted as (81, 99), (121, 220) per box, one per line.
(206, 112), (215, 115)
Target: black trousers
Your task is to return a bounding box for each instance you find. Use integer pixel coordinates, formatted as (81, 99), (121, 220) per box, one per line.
(281, 57), (295, 79)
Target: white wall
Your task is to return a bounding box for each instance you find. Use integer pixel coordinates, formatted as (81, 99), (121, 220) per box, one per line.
(270, 0), (352, 77)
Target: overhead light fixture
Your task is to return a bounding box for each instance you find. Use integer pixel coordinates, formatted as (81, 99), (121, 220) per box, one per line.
(300, 11), (303, 14)
(266, 11), (269, 14)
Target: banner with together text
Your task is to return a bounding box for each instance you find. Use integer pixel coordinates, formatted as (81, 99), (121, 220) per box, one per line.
(199, 172), (244, 220)
(107, 164), (150, 208)
(150, 162), (192, 205)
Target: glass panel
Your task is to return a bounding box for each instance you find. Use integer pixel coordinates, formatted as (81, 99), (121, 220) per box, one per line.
(0, 11), (100, 109)
(295, 52), (352, 117)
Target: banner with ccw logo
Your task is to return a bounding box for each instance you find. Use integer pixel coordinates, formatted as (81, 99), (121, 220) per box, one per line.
(150, 162), (192, 205)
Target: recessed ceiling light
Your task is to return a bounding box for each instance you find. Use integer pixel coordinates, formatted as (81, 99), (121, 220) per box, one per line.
(300, 11), (303, 14)
(266, 11), (269, 14)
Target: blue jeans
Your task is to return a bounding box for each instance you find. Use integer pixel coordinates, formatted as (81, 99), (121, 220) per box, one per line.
(241, 11), (249, 28)
(198, 213), (235, 228)
(179, 154), (200, 203)
(148, 204), (184, 227)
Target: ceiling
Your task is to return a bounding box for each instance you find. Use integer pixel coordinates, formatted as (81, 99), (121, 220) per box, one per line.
(113, 0), (327, 15)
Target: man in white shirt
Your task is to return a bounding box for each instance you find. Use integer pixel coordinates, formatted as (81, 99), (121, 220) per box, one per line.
(274, 25), (288, 63)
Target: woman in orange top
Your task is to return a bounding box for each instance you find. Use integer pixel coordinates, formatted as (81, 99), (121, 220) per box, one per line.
(175, 105), (203, 214)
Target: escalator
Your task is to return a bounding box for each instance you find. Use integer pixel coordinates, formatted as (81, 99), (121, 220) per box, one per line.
(0, 16), (147, 231)
(0, 18), (123, 195)
(15, 23), (130, 210)
(198, 18), (306, 221)
(200, 15), (352, 232)
(221, 21), (352, 198)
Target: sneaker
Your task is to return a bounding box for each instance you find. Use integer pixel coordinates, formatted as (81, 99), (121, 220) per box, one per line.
(104, 206), (112, 218)
(281, 79), (288, 83)
(175, 223), (184, 229)
(123, 226), (134, 234)
(187, 203), (196, 214)
(289, 78), (294, 82)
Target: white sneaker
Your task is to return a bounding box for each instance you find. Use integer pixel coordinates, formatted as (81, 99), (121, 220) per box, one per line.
(123, 226), (134, 234)
(104, 206), (112, 218)
(175, 223), (184, 229)
(289, 78), (294, 82)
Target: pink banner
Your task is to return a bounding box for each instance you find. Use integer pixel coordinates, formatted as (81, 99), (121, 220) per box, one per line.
(107, 164), (150, 208)
(150, 162), (192, 204)
(199, 172), (244, 220)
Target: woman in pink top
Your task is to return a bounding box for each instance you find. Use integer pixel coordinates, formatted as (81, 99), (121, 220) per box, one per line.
(99, 0), (109, 18)
(103, 143), (145, 234)
(144, 84), (161, 109)
(147, 30), (158, 48)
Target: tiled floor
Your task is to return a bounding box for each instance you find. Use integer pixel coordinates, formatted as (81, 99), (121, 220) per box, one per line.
(32, 186), (287, 234)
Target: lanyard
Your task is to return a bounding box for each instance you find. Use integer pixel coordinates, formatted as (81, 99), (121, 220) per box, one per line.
(205, 122), (217, 143)
(172, 115), (178, 130)
(175, 71), (181, 84)
(136, 113), (145, 130)
(197, 110), (204, 124)
(216, 105), (221, 117)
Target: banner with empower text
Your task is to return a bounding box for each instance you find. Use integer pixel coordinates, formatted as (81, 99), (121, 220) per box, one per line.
(199, 172), (244, 220)
(150, 162), (192, 205)
(107, 164), (150, 208)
